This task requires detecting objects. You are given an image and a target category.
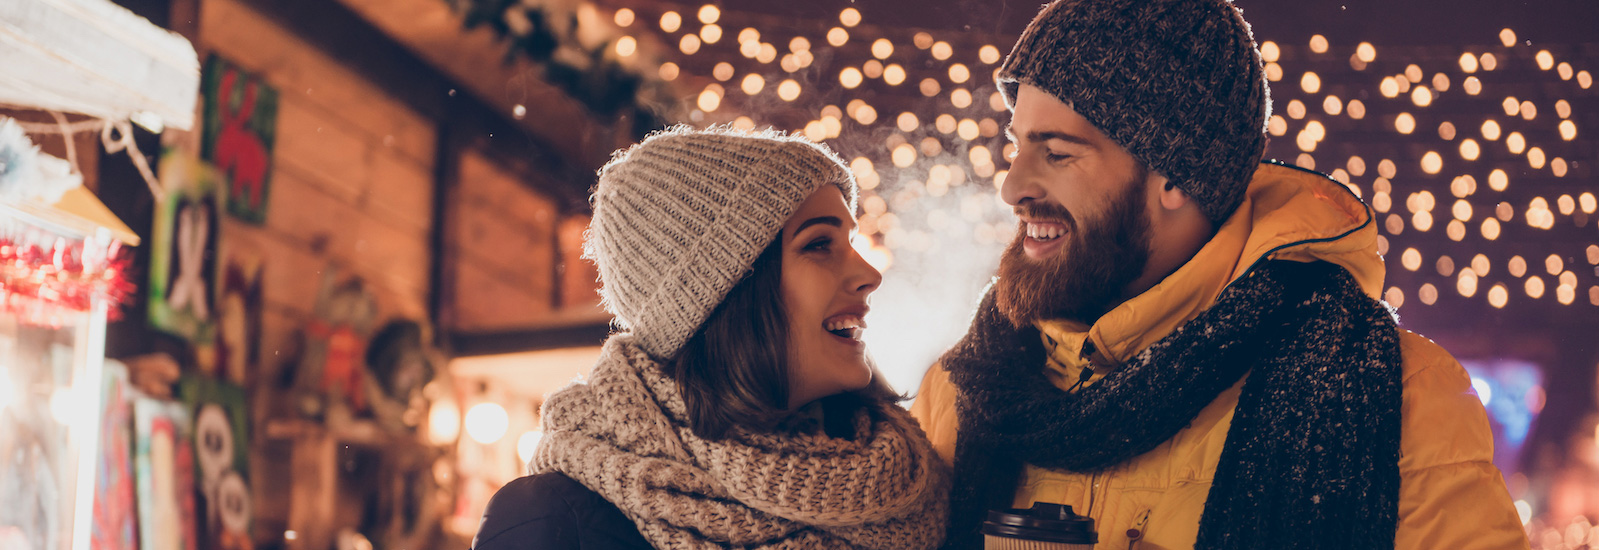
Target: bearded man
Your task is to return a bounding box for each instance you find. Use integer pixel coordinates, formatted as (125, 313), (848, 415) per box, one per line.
(909, 0), (1529, 548)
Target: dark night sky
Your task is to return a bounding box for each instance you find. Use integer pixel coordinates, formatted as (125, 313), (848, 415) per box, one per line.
(719, 0), (1599, 47)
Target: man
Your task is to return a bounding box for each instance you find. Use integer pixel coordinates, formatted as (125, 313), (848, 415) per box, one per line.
(909, 0), (1530, 548)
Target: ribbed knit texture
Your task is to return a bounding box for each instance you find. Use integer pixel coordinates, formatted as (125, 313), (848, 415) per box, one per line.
(941, 260), (1403, 550)
(996, 0), (1270, 225)
(585, 125), (857, 359)
(530, 335), (950, 550)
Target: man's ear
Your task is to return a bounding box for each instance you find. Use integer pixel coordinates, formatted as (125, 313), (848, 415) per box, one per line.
(1154, 174), (1189, 212)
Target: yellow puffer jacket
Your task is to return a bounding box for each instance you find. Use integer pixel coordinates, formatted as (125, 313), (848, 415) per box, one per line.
(910, 162), (1530, 549)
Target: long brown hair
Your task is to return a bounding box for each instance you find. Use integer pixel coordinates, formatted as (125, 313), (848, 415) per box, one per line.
(670, 237), (898, 440)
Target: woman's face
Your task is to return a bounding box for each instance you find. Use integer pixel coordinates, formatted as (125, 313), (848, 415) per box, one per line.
(780, 184), (883, 408)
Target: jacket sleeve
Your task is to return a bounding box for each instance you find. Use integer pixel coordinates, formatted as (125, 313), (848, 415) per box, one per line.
(472, 472), (652, 550)
(1393, 332), (1530, 550)
(909, 364), (960, 467)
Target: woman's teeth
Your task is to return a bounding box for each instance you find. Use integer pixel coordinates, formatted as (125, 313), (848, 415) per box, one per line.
(1026, 223), (1066, 241)
(825, 316), (865, 339)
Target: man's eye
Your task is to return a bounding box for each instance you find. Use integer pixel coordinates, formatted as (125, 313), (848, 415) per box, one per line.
(1046, 152), (1073, 162)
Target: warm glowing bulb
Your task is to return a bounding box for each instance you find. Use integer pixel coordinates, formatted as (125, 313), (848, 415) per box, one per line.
(897, 112), (919, 132)
(979, 45), (1001, 64)
(1261, 41), (1280, 62)
(892, 143), (917, 167)
(1500, 28), (1517, 47)
(1482, 120), (1501, 140)
(777, 79), (801, 101)
(1460, 139), (1480, 161)
(660, 11), (682, 33)
(1459, 53), (1479, 73)
(884, 64), (906, 86)
(1309, 34), (1329, 53)
(949, 64), (971, 84)
(1506, 132), (1526, 154)
(839, 7), (861, 27)
(614, 36), (636, 57)
(827, 27), (849, 47)
(614, 8), (635, 27)
(465, 402), (509, 445)
(1488, 284), (1508, 308)
(697, 89), (721, 112)
(1302, 72), (1321, 94)
(872, 39), (893, 60)
(931, 41), (953, 60)
(1411, 86), (1432, 107)
(1536, 50), (1554, 70)
(840, 67), (863, 89)
(517, 430), (543, 464)
(1395, 113), (1416, 134)
(658, 62), (680, 81)
(1356, 42), (1376, 62)
(741, 74), (765, 95)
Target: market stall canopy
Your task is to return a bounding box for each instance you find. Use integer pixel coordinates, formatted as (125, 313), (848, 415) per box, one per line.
(0, 0), (200, 130)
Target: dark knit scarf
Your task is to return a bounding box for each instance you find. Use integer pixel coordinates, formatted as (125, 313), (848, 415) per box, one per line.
(942, 260), (1404, 549)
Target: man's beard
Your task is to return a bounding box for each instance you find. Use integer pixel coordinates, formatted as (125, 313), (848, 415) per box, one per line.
(994, 177), (1153, 327)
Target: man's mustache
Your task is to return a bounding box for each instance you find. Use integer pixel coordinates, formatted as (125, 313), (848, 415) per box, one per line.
(1013, 200), (1076, 231)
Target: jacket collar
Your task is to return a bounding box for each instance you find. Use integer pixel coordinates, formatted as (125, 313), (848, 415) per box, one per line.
(1038, 161), (1383, 369)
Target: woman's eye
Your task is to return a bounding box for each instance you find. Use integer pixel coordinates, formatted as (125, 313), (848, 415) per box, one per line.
(803, 238), (832, 252)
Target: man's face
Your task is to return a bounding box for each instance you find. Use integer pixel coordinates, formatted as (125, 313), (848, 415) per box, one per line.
(994, 85), (1154, 327)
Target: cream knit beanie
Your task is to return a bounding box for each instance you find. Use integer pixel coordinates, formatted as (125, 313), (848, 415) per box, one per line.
(585, 125), (857, 359)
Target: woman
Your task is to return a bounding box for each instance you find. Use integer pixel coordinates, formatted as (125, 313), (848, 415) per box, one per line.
(472, 126), (948, 550)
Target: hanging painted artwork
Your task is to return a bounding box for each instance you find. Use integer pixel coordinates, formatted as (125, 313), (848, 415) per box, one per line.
(92, 360), (139, 550)
(200, 55), (277, 224)
(150, 150), (222, 345)
(180, 376), (252, 550)
(134, 396), (198, 550)
(293, 269), (379, 420)
(214, 247), (263, 386)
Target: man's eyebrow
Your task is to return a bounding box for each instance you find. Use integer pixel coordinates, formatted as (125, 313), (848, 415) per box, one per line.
(1004, 122), (1094, 148)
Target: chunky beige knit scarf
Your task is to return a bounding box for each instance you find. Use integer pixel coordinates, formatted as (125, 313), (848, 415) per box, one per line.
(530, 335), (948, 550)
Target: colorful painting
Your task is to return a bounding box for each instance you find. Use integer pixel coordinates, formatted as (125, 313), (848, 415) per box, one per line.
(134, 397), (198, 550)
(92, 360), (138, 550)
(150, 150), (222, 344)
(293, 269), (378, 419)
(179, 377), (252, 550)
(214, 247), (263, 386)
(200, 54), (277, 224)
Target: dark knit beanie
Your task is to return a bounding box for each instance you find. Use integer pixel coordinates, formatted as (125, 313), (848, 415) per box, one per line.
(997, 0), (1271, 225)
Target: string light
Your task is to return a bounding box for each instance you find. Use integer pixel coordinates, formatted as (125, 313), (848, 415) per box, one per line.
(741, 73), (764, 95)
(1460, 52), (1479, 73)
(897, 112), (919, 132)
(615, 36), (637, 57)
(614, 8), (634, 27)
(827, 27), (849, 47)
(839, 7), (861, 27)
(712, 62), (734, 81)
(1510, 256), (1528, 277)
(658, 62), (680, 81)
(1309, 34), (1329, 53)
(949, 64), (971, 84)
(884, 64), (906, 86)
(840, 67), (863, 89)
(1482, 120), (1501, 140)
(1348, 99), (1366, 119)
(931, 41), (953, 60)
(951, 89), (972, 109)
(1302, 72), (1321, 93)
(777, 79), (801, 101)
(660, 11), (682, 33)
(1463, 76), (1482, 95)
(1356, 42), (1376, 62)
(700, 24), (722, 44)
(1396, 113), (1416, 134)
(872, 39), (893, 60)
(1536, 50), (1554, 70)
(980, 45), (1002, 64)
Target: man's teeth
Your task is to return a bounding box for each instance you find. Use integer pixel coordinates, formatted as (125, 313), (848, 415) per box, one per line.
(1026, 223), (1066, 241)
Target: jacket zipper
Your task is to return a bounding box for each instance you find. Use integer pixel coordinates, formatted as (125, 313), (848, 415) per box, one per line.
(1126, 509), (1151, 549)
